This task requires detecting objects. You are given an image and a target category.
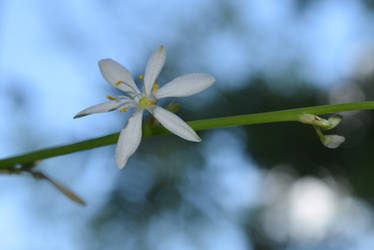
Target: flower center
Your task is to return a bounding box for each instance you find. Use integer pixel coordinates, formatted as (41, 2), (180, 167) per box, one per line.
(138, 96), (156, 109)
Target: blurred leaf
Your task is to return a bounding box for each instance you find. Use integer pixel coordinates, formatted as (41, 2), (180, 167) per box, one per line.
(31, 171), (86, 206)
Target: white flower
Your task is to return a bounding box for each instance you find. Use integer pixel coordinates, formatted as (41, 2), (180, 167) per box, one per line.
(74, 46), (215, 169)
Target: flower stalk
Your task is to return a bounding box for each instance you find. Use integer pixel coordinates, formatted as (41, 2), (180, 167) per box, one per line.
(1, 100), (374, 169)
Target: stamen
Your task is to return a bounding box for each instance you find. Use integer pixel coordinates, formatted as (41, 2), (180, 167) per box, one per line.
(114, 81), (122, 87)
(139, 97), (157, 108)
(139, 74), (144, 79)
(152, 83), (158, 93)
(107, 95), (117, 100)
(120, 107), (128, 113)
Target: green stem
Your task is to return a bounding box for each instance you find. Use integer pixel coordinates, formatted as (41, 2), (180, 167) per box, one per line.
(1, 101), (374, 169)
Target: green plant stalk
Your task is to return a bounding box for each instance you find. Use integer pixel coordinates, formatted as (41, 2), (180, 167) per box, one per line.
(1, 101), (374, 169)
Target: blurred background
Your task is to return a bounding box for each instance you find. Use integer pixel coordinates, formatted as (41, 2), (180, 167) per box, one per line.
(1, 0), (374, 249)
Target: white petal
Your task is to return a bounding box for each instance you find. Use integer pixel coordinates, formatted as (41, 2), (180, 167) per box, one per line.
(148, 105), (201, 142)
(115, 109), (144, 169)
(154, 73), (215, 99)
(322, 135), (345, 149)
(144, 46), (166, 97)
(325, 115), (343, 130)
(74, 99), (134, 118)
(99, 59), (140, 95)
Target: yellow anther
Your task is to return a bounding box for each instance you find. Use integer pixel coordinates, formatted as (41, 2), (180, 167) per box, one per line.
(152, 83), (158, 93)
(114, 81), (122, 87)
(139, 74), (144, 80)
(120, 107), (128, 113)
(107, 95), (117, 100)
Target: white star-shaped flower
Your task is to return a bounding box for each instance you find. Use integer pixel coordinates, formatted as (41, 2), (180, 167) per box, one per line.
(74, 46), (215, 169)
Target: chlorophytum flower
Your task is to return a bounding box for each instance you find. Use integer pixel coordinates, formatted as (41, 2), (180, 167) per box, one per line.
(74, 46), (215, 169)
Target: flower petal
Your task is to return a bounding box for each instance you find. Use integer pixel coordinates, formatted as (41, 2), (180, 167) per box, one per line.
(99, 59), (140, 95)
(144, 46), (166, 97)
(148, 105), (201, 142)
(115, 109), (144, 169)
(322, 135), (345, 149)
(73, 99), (135, 118)
(154, 73), (215, 99)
